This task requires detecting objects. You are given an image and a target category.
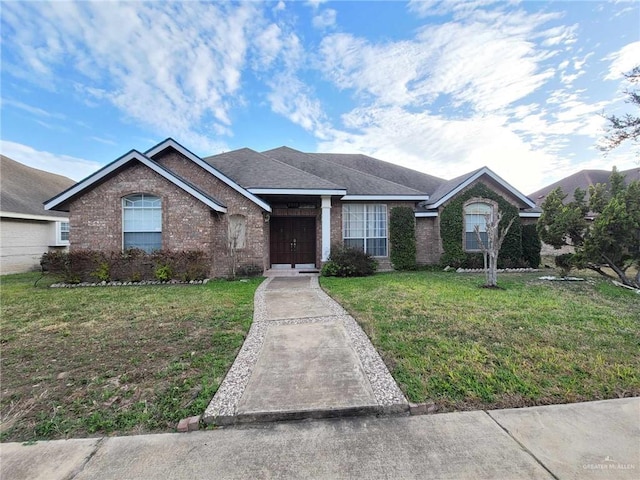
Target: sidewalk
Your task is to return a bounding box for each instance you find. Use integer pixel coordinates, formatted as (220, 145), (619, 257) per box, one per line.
(203, 275), (408, 424)
(2, 397), (638, 479)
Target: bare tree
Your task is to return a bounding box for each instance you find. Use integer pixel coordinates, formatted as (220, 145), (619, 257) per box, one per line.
(227, 215), (246, 279)
(474, 210), (515, 288)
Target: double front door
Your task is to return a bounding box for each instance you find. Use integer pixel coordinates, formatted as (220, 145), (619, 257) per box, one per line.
(270, 217), (316, 267)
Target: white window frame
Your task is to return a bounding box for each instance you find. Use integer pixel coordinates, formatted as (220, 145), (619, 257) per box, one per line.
(464, 201), (494, 252)
(53, 221), (70, 246)
(122, 193), (162, 252)
(342, 204), (388, 257)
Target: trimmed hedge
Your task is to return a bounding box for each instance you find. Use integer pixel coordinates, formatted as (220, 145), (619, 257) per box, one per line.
(321, 245), (378, 277)
(521, 224), (542, 268)
(439, 183), (523, 268)
(41, 249), (210, 284)
(390, 206), (417, 270)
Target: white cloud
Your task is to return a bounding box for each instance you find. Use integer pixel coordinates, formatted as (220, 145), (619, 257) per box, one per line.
(0, 140), (101, 181)
(1, 98), (66, 119)
(1, 1), (259, 152)
(312, 9), (336, 29)
(604, 41), (640, 80)
(408, 0), (506, 18)
(267, 73), (328, 137)
(319, 9), (564, 114)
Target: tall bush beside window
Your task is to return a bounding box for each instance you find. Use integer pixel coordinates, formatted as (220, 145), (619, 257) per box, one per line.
(521, 224), (542, 268)
(123, 194), (162, 253)
(389, 206), (416, 270)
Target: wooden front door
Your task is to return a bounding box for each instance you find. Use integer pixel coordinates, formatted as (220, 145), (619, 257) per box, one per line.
(270, 217), (316, 267)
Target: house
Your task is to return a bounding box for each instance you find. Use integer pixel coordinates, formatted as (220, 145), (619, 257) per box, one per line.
(529, 167), (640, 207)
(1, 155), (75, 274)
(44, 138), (541, 277)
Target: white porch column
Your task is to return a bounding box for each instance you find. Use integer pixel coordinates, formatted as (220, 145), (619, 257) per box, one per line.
(321, 195), (331, 261)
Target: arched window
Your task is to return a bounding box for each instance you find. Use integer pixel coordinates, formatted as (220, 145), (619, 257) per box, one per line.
(464, 202), (492, 251)
(122, 194), (162, 252)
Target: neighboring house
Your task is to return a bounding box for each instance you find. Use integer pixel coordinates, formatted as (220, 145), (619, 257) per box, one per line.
(529, 167), (640, 207)
(1, 155), (75, 274)
(529, 167), (640, 257)
(44, 138), (541, 277)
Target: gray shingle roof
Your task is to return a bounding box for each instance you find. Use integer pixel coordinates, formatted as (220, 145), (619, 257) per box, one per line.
(426, 167), (485, 206)
(307, 152), (445, 194)
(1, 155), (75, 218)
(204, 148), (344, 190)
(262, 147), (427, 196)
(529, 168), (640, 207)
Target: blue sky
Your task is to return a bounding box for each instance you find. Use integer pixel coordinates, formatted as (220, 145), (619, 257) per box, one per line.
(1, 0), (638, 194)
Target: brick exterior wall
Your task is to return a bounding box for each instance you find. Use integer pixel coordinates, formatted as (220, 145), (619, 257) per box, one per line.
(416, 216), (441, 265)
(68, 153), (268, 278)
(153, 151), (268, 275)
(329, 199), (419, 271)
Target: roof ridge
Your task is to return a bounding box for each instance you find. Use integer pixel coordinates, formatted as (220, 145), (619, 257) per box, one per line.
(306, 152), (429, 194)
(266, 148), (426, 195)
(207, 148), (345, 190)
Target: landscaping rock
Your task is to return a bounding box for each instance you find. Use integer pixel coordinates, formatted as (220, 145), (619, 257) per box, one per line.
(176, 418), (189, 433)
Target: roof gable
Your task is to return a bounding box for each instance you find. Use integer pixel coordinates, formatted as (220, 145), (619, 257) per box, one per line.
(44, 150), (227, 213)
(145, 138), (271, 212)
(427, 167), (536, 209)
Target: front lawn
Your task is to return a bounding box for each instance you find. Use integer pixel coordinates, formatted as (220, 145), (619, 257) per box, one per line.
(321, 271), (639, 411)
(0, 273), (261, 442)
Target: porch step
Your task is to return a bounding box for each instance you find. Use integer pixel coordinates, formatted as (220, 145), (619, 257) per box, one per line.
(264, 268), (320, 277)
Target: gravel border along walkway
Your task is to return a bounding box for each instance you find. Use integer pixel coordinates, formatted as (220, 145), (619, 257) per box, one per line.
(203, 276), (408, 425)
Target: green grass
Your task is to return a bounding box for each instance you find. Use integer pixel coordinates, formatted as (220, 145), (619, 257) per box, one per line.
(0, 272), (262, 442)
(321, 271), (640, 411)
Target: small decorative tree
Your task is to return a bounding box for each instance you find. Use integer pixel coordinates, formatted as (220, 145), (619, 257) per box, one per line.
(474, 209), (515, 287)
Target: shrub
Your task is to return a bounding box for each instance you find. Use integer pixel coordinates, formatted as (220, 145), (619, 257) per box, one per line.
(321, 245), (377, 277)
(236, 264), (263, 277)
(389, 207), (417, 270)
(521, 224), (542, 268)
(41, 249), (210, 283)
(154, 264), (173, 282)
(92, 261), (111, 282)
(555, 253), (575, 277)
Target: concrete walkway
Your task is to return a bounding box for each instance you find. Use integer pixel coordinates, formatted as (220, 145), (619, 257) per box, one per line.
(2, 398), (638, 479)
(203, 275), (408, 424)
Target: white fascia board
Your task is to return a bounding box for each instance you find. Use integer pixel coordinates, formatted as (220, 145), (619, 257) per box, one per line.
(44, 151), (227, 213)
(146, 138), (272, 212)
(137, 156), (227, 213)
(341, 195), (429, 201)
(415, 211), (438, 217)
(430, 167), (536, 209)
(45, 150), (141, 211)
(248, 188), (347, 196)
(519, 212), (542, 218)
(1, 211), (69, 222)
